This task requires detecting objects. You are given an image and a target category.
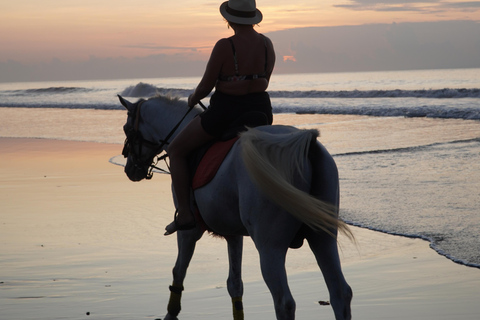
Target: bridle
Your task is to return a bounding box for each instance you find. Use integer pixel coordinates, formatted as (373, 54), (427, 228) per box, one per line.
(122, 99), (206, 179)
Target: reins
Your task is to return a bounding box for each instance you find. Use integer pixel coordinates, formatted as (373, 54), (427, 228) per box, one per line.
(124, 98), (207, 178)
(148, 153), (170, 176)
(156, 101), (207, 152)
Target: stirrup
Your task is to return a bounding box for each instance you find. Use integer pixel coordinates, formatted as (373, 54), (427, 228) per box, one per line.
(164, 209), (196, 236)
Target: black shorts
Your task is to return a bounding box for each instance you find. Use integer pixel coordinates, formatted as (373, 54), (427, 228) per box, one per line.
(200, 91), (273, 137)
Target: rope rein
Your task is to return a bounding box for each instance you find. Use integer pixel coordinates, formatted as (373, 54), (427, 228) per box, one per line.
(145, 100), (207, 177)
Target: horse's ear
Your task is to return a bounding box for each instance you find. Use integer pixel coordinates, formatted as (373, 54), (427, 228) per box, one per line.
(118, 95), (134, 112)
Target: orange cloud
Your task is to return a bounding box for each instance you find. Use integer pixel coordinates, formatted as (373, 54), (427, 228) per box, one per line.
(283, 55), (296, 62)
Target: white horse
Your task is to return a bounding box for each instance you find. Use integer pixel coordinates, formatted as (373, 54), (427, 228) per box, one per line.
(118, 95), (353, 320)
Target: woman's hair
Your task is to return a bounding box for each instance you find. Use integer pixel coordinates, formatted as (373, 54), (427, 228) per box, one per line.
(226, 20), (256, 29)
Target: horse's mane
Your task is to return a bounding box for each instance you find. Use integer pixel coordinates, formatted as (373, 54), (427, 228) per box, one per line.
(150, 94), (184, 106)
(143, 94), (189, 119)
(140, 95), (202, 139)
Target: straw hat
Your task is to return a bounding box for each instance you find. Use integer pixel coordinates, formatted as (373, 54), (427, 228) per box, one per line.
(219, 0), (263, 25)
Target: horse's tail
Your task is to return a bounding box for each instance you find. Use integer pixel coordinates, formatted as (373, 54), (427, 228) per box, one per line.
(240, 126), (352, 238)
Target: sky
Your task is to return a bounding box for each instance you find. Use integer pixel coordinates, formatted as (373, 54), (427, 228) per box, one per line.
(1, 0), (480, 82)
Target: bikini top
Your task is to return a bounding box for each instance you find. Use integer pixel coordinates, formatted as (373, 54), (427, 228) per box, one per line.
(218, 35), (269, 82)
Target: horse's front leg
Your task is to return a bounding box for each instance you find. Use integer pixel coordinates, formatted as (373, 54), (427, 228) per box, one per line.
(226, 235), (244, 320)
(165, 228), (204, 320)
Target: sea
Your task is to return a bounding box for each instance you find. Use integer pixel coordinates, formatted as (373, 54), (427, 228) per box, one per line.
(1, 68), (479, 269)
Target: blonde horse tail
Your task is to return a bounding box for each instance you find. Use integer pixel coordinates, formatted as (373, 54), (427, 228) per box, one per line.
(240, 127), (352, 239)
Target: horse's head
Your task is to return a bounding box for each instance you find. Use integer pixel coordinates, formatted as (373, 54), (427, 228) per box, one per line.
(119, 94), (201, 181)
(119, 95), (162, 181)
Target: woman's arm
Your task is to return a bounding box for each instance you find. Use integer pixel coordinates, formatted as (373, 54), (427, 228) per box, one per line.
(264, 36), (276, 82)
(188, 39), (229, 107)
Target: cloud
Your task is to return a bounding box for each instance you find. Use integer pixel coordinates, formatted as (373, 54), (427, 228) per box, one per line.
(338, 0), (438, 4)
(2, 20), (479, 82)
(444, 1), (480, 8)
(334, 0), (480, 12)
(0, 54), (207, 82)
(120, 44), (212, 52)
(268, 20), (480, 74)
(283, 56), (297, 62)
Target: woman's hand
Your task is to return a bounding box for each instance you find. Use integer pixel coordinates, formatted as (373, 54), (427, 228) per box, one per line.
(188, 93), (197, 108)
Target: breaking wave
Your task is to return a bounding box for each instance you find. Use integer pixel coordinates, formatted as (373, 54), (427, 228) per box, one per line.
(119, 82), (480, 99)
(1, 82), (480, 120)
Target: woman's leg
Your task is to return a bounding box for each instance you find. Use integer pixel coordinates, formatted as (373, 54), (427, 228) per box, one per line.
(165, 116), (214, 234)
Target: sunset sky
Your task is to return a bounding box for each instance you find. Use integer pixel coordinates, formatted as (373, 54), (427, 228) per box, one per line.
(1, 0), (479, 81)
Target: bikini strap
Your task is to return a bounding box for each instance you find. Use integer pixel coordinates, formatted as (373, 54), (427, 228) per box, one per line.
(228, 34), (268, 79)
(228, 38), (240, 76)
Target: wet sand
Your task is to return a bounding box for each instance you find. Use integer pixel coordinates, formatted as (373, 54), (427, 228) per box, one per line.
(1, 137), (480, 319)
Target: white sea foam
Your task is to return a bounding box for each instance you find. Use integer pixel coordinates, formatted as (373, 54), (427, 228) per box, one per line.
(2, 79), (480, 119)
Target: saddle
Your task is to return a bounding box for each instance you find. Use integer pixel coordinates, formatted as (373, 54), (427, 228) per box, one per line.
(181, 111), (268, 234)
(186, 111), (308, 248)
(189, 111), (269, 190)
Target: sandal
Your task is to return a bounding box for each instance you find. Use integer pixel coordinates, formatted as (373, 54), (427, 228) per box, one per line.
(164, 209), (196, 236)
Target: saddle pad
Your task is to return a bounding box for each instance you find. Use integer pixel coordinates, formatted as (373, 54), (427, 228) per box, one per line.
(192, 137), (239, 190)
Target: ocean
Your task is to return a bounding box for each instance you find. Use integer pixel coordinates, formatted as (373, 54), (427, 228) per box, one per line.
(1, 68), (479, 269)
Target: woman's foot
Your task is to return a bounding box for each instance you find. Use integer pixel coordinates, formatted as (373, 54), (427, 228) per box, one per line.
(164, 209), (196, 235)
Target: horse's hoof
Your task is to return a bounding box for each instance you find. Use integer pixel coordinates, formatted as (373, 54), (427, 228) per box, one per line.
(163, 313), (179, 320)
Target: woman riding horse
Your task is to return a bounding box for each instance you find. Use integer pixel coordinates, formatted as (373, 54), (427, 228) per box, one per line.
(165, 0), (276, 235)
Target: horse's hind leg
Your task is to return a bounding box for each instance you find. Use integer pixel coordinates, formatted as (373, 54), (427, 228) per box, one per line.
(306, 230), (352, 320)
(165, 229), (203, 320)
(258, 246), (295, 320)
(226, 235), (244, 320)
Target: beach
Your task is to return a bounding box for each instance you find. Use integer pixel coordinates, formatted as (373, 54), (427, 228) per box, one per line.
(1, 68), (480, 318)
(2, 115), (480, 319)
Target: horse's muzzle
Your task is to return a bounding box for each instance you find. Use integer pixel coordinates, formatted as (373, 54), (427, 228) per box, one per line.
(124, 157), (149, 181)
